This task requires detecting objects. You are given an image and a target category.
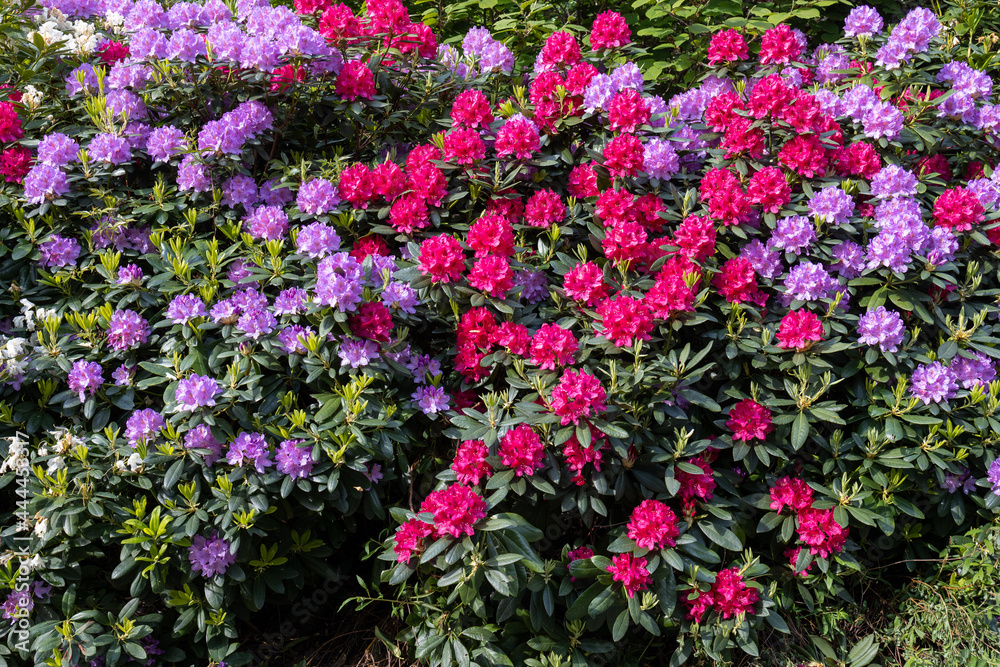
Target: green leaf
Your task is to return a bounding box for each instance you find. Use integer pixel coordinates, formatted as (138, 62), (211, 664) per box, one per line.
(387, 561), (415, 586)
(901, 414), (940, 425)
(846, 634), (879, 667)
(486, 469), (515, 491)
(888, 291), (914, 310)
(480, 516), (517, 531)
(593, 420), (629, 439)
(938, 339), (959, 361)
(163, 459), (184, 490)
(810, 635), (837, 660)
(791, 412), (809, 450)
(791, 7), (820, 19)
(756, 512), (783, 532)
(489, 553), (523, 567)
(138, 362), (169, 376)
(677, 389), (720, 412)
(112, 559), (137, 580)
(566, 583), (603, 621)
(676, 461), (709, 475)
(314, 398), (340, 423)
(484, 568), (511, 595)
(765, 611), (790, 633)
(588, 587), (616, 616)
(419, 536), (451, 564)
(678, 539), (721, 564)
(780, 515), (795, 542)
(700, 522), (742, 551)
(123, 643), (147, 660)
(612, 609), (630, 641)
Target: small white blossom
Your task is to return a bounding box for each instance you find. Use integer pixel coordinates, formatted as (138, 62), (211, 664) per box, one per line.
(51, 428), (83, 454)
(46, 456), (65, 474)
(0, 433), (30, 474)
(104, 12), (125, 31)
(35, 21), (69, 47)
(20, 85), (42, 110)
(70, 21), (98, 56)
(22, 555), (43, 572)
(39, 7), (72, 30)
(126, 452), (144, 472)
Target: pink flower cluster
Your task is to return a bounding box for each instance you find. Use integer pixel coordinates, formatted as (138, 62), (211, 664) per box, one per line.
(627, 499), (680, 550)
(726, 399), (773, 441)
(590, 11), (631, 50)
(769, 476), (849, 569)
(685, 567), (760, 620)
(776, 309), (824, 350)
(451, 439), (493, 485)
(550, 369), (606, 425)
(498, 424), (545, 476)
(393, 482), (488, 563)
(675, 452), (717, 513)
(606, 553), (651, 598)
(562, 429), (605, 485)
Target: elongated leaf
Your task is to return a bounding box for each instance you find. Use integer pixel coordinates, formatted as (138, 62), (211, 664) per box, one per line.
(566, 583), (603, 621)
(791, 412), (809, 450)
(611, 609), (630, 641)
(846, 634), (879, 667)
(700, 522), (742, 551)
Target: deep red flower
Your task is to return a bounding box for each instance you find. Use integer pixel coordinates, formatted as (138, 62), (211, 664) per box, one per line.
(707, 29), (748, 64)
(348, 302), (394, 342)
(627, 499), (679, 550)
(776, 309), (824, 350)
(726, 399), (773, 442)
(590, 11), (631, 50)
(769, 476), (814, 514)
(606, 553), (651, 598)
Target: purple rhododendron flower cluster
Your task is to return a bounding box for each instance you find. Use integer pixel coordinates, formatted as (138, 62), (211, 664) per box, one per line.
(175, 374), (222, 411)
(126, 408), (165, 447)
(808, 187), (854, 225)
(23, 164), (70, 203)
(68, 361), (103, 401)
(458, 26), (515, 74)
(107, 310), (150, 350)
(844, 6), (884, 38)
(770, 216), (816, 255)
(339, 339), (378, 367)
(188, 531), (236, 577)
(297, 178), (341, 215)
(245, 205), (289, 240)
(315, 253), (365, 311)
(857, 306), (906, 353)
(412, 385), (450, 414)
(167, 294), (209, 324)
(275, 439), (313, 478)
(875, 7), (941, 70)
(38, 234), (81, 268)
(37, 133), (79, 166)
(227, 431), (272, 472)
(184, 424), (223, 466)
(296, 221), (341, 258)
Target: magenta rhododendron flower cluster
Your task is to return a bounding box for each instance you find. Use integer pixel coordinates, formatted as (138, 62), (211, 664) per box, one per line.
(3, 0), (1000, 664)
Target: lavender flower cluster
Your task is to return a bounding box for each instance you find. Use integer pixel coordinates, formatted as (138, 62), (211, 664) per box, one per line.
(445, 26), (514, 75)
(910, 353), (997, 405)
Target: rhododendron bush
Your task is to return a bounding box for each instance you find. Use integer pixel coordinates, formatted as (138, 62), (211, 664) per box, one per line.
(1, 0), (1000, 665)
